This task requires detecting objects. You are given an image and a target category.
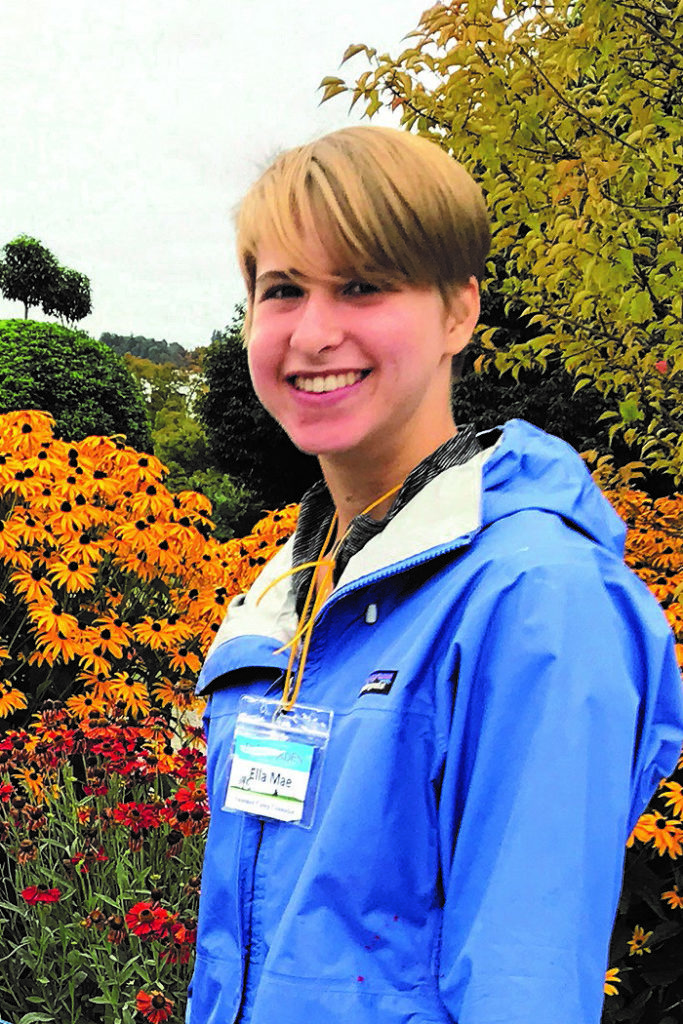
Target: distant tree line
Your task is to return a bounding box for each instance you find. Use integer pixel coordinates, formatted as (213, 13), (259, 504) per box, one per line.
(100, 333), (189, 367)
(0, 235), (91, 326)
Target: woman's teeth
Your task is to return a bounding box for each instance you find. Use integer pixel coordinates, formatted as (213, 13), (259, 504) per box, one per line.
(292, 371), (365, 393)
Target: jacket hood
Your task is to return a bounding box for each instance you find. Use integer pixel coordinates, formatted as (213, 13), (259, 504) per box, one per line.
(481, 419), (625, 556)
(198, 419), (626, 692)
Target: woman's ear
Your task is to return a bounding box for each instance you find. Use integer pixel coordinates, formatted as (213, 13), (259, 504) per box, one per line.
(445, 276), (480, 357)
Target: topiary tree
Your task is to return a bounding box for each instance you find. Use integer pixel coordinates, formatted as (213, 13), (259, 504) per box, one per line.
(43, 266), (92, 326)
(0, 320), (152, 451)
(0, 235), (60, 319)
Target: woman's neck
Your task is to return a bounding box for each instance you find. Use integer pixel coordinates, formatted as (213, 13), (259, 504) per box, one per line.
(319, 430), (456, 536)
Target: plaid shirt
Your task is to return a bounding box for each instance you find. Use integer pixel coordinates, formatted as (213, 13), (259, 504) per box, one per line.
(292, 425), (482, 614)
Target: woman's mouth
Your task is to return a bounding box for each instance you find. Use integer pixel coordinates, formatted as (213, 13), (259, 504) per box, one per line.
(289, 370), (371, 394)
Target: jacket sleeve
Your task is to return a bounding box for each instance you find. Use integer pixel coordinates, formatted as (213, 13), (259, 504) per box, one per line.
(436, 555), (683, 1024)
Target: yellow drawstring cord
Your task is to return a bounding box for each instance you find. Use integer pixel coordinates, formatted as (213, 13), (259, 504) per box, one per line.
(256, 482), (401, 713)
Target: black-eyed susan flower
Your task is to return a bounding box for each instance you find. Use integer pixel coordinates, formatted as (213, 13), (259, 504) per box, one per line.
(133, 617), (167, 650)
(660, 780), (683, 818)
(0, 516), (25, 563)
(47, 558), (98, 593)
(109, 673), (150, 717)
(35, 627), (83, 666)
(13, 765), (47, 801)
(632, 811), (683, 858)
(27, 600), (79, 637)
(167, 646), (201, 675)
(9, 564), (54, 604)
(627, 925), (653, 956)
(66, 693), (106, 719)
(0, 684), (28, 718)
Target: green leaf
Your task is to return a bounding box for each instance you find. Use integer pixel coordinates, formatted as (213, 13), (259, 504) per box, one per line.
(619, 398), (643, 423)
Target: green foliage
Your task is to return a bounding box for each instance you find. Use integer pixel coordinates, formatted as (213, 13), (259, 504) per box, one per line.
(0, 320), (151, 451)
(0, 236), (92, 325)
(43, 267), (92, 327)
(153, 407), (209, 473)
(0, 236), (60, 320)
(167, 464), (262, 541)
(327, 0), (683, 483)
(152, 406), (259, 541)
(0, 713), (204, 1023)
(101, 333), (190, 367)
(196, 307), (320, 516)
(453, 262), (646, 475)
(125, 356), (197, 420)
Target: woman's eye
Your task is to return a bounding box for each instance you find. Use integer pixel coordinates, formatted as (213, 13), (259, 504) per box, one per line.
(343, 280), (380, 297)
(262, 283), (301, 301)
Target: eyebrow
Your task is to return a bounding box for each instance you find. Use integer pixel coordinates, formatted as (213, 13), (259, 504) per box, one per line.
(254, 269), (305, 288)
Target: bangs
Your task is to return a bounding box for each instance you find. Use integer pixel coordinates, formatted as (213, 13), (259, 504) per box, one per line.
(236, 127), (490, 336)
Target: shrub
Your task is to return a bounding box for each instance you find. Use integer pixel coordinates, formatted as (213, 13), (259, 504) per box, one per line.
(0, 320), (152, 451)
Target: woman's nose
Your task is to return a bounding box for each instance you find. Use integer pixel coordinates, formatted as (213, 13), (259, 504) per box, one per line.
(289, 292), (344, 355)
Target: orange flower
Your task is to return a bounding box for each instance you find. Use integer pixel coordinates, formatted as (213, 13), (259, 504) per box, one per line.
(35, 627), (83, 665)
(167, 646), (201, 675)
(0, 685), (28, 718)
(660, 780), (683, 818)
(9, 565), (54, 604)
(153, 676), (197, 710)
(627, 925), (653, 956)
(47, 558), (97, 593)
(135, 989), (174, 1023)
(65, 693), (106, 719)
(661, 884), (683, 909)
(78, 646), (113, 676)
(28, 601), (79, 636)
(133, 617), (168, 651)
(627, 811), (683, 857)
(603, 967), (620, 996)
(109, 674), (150, 717)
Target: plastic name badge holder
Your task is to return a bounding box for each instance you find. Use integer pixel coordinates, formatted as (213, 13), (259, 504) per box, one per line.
(223, 695), (333, 830)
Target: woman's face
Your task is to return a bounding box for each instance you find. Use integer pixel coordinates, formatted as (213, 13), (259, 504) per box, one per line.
(247, 235), (479, 480)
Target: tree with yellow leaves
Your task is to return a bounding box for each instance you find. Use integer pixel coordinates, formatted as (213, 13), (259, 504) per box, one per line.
(324, 0), (683, 482)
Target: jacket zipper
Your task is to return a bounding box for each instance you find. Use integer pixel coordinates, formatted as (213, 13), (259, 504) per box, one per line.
(235, 817), (265, 1023)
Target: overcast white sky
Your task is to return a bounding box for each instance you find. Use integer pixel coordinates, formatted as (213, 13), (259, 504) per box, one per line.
(1, 0), (425, 350)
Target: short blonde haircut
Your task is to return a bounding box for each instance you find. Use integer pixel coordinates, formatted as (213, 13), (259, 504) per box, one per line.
(236, 126), (490, 337)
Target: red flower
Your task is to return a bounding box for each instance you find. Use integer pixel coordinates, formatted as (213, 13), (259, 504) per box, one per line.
(135, 989), (174, 1023)
(0, 782), (13, 802)
(21, 884), (61, 904)
(125, 900), (170, 939)
(655, 359), (669, 373)
(162, 915), (197, 963)
(113, 802), (161, 834)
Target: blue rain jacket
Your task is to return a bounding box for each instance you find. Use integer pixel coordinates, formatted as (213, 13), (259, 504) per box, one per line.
(187, 420), (683, 1024)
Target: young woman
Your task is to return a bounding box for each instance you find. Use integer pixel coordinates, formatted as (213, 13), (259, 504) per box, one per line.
(187, 126), (683, 1024)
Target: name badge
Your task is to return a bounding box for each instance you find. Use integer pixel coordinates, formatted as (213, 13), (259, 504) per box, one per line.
(223, 696), (333, 829)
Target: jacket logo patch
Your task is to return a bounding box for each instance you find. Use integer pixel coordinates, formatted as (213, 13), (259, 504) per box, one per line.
(359, 671), (397, 697)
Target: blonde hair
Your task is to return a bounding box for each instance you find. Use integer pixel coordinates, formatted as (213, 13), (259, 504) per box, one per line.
(236, 126), (490, 337)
